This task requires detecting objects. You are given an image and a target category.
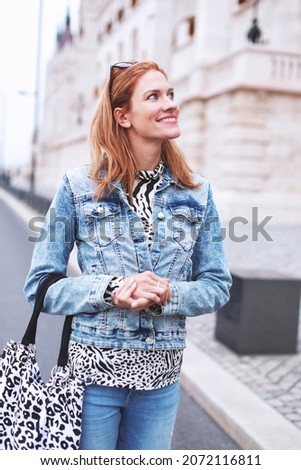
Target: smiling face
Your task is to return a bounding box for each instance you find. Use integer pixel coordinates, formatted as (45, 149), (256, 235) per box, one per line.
(114, 70), (181, 148)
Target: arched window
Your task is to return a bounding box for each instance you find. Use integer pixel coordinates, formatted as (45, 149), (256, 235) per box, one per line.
(118, 8), (125, 22)
(173, 16), (195, 49)
(237, 0), (253, 7)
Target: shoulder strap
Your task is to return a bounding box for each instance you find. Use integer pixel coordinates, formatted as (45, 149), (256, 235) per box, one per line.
(22, 273), (72, 367)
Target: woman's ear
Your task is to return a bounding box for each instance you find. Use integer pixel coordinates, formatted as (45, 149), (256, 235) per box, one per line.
(113, 107), (131, 128)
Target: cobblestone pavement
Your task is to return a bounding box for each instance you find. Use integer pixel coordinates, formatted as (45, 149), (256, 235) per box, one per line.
(187, 225), (301, 431)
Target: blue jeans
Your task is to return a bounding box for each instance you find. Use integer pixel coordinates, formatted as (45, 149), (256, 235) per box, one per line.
(79, 382), (180, 450)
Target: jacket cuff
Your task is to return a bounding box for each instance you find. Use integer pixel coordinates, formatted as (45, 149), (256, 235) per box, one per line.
(89, 275), (115, 308)
(161, 283), (178, 316)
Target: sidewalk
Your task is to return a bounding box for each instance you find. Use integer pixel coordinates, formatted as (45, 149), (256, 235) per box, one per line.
(1, 187), (301, 450)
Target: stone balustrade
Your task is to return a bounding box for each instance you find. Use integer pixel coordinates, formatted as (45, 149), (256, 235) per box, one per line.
(203, 47), (301, 97)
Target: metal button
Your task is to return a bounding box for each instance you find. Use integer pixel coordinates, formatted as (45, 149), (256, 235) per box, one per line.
(160, 239), (168, 246)
(96, 206), (104, 214)
(145, 337), (154, 345)
(157, 211), (165, 220)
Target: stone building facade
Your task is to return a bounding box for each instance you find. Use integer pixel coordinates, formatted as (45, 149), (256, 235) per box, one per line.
(35, 0), (301, 225)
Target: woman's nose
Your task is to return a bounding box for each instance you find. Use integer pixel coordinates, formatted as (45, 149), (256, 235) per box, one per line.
(161, 96), (178, 110)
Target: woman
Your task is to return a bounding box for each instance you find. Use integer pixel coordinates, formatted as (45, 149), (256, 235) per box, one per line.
(24, 61), (232, 450)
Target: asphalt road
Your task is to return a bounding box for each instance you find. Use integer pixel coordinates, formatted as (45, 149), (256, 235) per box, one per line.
(0, 194), (240, 450)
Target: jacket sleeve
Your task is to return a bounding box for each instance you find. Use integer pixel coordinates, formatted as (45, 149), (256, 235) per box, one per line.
(162, 185), (232, 317)
(23, 176), (114, 316)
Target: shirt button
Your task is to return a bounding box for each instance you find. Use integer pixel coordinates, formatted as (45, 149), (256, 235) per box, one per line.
(145, 337), (154, 345)
(157, 211), (165, 220)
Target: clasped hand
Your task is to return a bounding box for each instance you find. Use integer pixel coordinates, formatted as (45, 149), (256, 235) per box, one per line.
(112, 271), (171, 313)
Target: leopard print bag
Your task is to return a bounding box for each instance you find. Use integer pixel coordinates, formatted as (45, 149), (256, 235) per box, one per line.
(0, 273), (85, 450)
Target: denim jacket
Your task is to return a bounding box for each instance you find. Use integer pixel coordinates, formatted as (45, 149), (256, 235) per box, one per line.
(24, 165), (231, 350)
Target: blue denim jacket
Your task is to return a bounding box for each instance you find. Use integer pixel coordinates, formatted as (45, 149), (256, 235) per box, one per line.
(24, 165), (231, 350)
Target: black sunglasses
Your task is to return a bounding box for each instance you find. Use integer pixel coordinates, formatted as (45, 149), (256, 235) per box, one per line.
(108, 61), (136, 101)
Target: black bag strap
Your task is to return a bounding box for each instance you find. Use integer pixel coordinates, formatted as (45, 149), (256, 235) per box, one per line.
(22, 272), (72, 367)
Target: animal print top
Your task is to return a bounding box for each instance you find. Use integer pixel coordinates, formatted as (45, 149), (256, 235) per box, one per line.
(68, 162), (184, 390)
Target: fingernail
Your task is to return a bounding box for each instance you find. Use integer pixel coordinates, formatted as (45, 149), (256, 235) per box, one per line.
(131, 301), (138, 308)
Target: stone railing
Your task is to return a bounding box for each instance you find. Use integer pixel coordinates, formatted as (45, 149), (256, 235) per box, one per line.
(202, 47), (301, 97)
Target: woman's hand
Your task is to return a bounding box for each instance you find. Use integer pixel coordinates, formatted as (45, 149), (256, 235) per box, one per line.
(112, 271), (171, 313)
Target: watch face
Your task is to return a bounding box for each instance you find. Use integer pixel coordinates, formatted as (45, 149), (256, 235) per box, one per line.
(145, 305), (162, 316)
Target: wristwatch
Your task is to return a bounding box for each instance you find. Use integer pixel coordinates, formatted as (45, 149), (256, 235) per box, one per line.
(144, 304), (162, 316)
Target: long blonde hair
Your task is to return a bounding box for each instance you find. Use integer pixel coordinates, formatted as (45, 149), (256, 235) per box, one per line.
(89, 61), (199, 201)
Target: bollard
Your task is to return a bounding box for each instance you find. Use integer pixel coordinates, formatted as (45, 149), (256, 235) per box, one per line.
(215, 269), (301, 354)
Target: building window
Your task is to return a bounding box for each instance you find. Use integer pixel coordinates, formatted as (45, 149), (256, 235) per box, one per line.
(236, 0), (253, 8)
(118, 8), (125, 22)
(233, 0), (254, 14)
(172, 16), (195, 49)
(93, 86), (99, 99)
(106, 22), (112, 34)
(131, 0), (138, 8)
(188, 16), (195, 36)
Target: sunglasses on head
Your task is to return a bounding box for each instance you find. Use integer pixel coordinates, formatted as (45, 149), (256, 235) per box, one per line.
(108, 61), (136, 100)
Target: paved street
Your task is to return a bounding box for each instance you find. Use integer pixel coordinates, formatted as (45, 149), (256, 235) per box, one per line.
(0, 196), (65, 378)
(0, 192), (240, 450)
(172, 387), (239, 449)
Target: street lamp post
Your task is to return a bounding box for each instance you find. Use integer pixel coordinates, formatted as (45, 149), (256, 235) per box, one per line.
(0, 91), (6, 172)
(246, 0), (262, 44)
(30, 0), (43, 195)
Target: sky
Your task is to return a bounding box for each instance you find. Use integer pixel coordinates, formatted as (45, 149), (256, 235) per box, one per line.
(0, 0), (80, 170)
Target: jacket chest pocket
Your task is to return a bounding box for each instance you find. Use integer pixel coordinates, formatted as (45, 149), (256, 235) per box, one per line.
(80, 201), (123, 247)
(168, 205), (205, 251)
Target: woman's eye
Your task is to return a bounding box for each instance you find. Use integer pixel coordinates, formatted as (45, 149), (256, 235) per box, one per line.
(146, 90), (175, 100)
(147, 93), (158, 100)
